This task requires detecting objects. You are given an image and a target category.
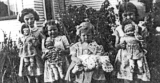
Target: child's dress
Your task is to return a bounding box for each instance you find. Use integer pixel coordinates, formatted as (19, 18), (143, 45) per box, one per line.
(65, 41), (106, 83)
(43, 35), (70, 82)
(120, 36), (145, 60)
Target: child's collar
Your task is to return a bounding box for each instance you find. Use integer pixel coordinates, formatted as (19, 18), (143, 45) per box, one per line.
(30, 27), (38, 32)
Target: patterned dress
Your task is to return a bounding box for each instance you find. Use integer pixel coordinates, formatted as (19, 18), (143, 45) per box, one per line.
(65, 41), (106, 83)
(114, 26), (150, 81)
(43, 35), (70, 82)
(18, 27), (45, 76)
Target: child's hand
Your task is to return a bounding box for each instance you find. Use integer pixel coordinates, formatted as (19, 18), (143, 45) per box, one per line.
(76, 58), (82, 65)
(119, 43), (126, 49)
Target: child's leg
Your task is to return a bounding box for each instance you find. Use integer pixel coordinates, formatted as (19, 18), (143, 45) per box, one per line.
(56, 63), (64, 79)
(24, 57), (30, 67)
(137, 59), (143, 73)
(26, 75), (31, 83)
(29, 57), (35, 67)
(129, 59), (135, 72)
(51, 64), (59, 81)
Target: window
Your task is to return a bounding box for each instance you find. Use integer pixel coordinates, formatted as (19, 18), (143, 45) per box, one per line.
(0, 0), (19, 20)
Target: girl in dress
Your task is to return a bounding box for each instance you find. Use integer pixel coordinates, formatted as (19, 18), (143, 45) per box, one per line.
(42, 20), (70, 83)
(18, 8), (45, 83)
(65, 22), (106, 83)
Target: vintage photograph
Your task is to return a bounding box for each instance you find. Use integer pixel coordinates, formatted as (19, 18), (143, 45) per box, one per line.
(0, 0), (159, 83)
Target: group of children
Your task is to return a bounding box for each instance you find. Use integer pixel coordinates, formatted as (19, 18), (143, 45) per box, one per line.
(18, 19), (148, 83)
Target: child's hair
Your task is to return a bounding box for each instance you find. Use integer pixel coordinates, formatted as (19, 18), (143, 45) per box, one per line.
(43, 20), (62, 37)
(20, 23), (30, 35)
(18, 8), (39, 23)
(76, 22), (94, 36)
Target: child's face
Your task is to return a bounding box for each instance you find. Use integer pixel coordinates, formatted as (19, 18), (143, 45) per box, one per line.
(23, 28), (30, 36)
(80, 32), (93, 42)
(47, 25), (58, 37)
(23, 13), (35, 28)
(122, 12), (136, 22)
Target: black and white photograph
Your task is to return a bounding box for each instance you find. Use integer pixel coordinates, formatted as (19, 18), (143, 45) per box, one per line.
(0, 0), (159, 83)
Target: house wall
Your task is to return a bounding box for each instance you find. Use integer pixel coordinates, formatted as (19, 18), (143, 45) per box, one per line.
(65, 0), (105, 10)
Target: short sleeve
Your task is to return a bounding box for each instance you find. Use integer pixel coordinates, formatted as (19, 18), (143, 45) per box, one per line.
(62, 36), (70, 49)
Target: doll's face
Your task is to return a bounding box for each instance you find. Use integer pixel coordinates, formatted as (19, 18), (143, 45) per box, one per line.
(23, 28), (30, 36)
(47, 25), (58, 37)
(80, 32), (93, 43)
(23, 13), (35, 28)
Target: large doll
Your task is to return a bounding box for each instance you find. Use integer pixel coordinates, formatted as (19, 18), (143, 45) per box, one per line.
(42, 20), (70, 83)
(65, 22), (107, 83)
(18, 24), (37, 68)
(120, 24), (147, 73)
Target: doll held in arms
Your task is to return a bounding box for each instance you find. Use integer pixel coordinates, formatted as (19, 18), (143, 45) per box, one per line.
(19, 24), (37, 67)
(120, 23), (147, 73)
(42, 37), (64, 80)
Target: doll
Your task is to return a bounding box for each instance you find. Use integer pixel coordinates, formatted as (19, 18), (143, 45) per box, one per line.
(19, 24), (37, 67)
(42, 37), (64, 80)
(120, 24), (147, 73)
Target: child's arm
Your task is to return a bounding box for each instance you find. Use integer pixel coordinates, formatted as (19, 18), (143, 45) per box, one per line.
(42, 38), (49, 52)
(114, 30), (120, 48)
(59, 36), (70, 55)
(119, 37), (126, 49)
(70, 44), (81, 64)
(71, 51), (82, 64)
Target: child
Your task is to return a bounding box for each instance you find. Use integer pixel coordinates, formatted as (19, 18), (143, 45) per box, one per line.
(42, 20), (70, 83)
(120, 23), (147, 73)
(18, 24), (37, 67)
(65, 22), (106, 83)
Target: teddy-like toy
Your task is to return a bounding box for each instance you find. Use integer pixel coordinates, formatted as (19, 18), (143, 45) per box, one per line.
(72, 54), (113, 73)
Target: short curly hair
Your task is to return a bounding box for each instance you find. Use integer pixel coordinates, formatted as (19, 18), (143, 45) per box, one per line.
(18, 8), (39, 23)
(43, 20), (62, 37)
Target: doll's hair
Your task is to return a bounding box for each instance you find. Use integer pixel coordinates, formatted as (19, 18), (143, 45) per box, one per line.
(124, 24), (135, 34)
(18, 8), (39, 23)
(122, 19), (134, 31)
(43, 20), (62, 37)
(20, 23), (30, 35)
